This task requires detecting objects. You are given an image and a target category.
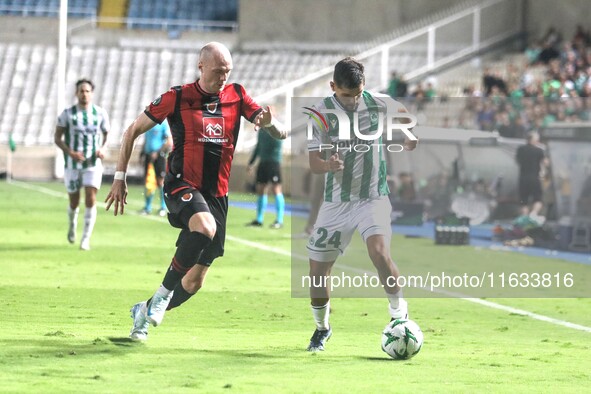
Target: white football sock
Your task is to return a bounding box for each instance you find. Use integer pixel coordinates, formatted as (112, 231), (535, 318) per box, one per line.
(155, 284), (173, 298)
(388, 290), (408, 319)
(68, 206), (79, 228)
(82, 206), (97, 240)
(311, 301), (330, 330)
(387, 289), (403, 310)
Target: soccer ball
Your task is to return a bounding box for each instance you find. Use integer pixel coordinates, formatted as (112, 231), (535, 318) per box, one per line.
(381, 319), (423, 360)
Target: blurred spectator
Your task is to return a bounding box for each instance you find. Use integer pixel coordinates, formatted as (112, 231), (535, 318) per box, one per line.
(477, 101), (496, 131)
(542, 26), (562, 48)
(538, 41), (560, 64)
(483, 68), (508, 96)
(572, 25), (589, 47)
(422, 169), (456, 219)
(387, 71), (400, 98)
(495, 110), (513, 137)
(410, 83), (427, 110)
(386, 71), (408, 99)
(511, 116), (527, 139)
(524, 39), (542, 64)
(457, 26), (591, 138)
(396, 75), (408, 98)
(397, 172), (417, 202)
(515, 131), (548, 219)
(425, 82), (436, 101)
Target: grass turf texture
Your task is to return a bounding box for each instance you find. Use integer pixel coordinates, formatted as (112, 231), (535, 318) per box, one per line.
(1, 181), (590, 393)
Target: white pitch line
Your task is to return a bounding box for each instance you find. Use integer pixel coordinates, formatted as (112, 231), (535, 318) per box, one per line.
(8, 180), (591, 334)
(10, 179), (158, 215)
(227, 235), (591, 333)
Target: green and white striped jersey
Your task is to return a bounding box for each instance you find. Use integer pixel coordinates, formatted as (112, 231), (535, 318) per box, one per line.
(308, 91), (404, 202)
(57, 104), (110, 169)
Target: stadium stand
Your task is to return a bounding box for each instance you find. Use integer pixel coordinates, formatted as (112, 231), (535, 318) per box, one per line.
(415, 28), (591, 131)
(0, 0), (524, 150)
(0, 41), (437, 148)
(126, 0), (238, 31)
(0, 0), (237, 30)
(0, 0), (98, 18)
(0, 0), (531, 152)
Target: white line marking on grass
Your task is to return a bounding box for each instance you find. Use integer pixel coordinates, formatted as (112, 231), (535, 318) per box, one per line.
(10, 180), (160, 216)
(457, 297), (591, 333)
(233, 236), (591, 333)
(11, 180), (69, 198)
(9, 180), (591, 334)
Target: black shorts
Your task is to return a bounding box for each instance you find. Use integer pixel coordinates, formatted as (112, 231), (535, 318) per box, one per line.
(256, 161), (282, 184)
(519, 177), (542, 205)
(163, 175), (228, 266)
(144, 152), (166, 179)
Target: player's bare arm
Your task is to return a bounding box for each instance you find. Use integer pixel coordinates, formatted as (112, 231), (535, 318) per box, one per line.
(255, 105), (287, 139)
(105, 112), (157, 216)
(397, 107), (418, 151)
(97, 130), (109, 159)
(309, 151), (344, 174)
(54, 126), (85, 163)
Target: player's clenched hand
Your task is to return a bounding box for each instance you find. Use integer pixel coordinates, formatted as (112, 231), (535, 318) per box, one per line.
(69, 150), (85, 163)
(404, 138), (418, 151)
(254, 106), (273, 131)
(327, 153), (344, 172)
(105, 180), (128, 216)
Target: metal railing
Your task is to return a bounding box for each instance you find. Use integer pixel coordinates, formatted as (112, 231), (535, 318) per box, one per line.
(253, 0), (525, 129)
(68, 16), (238, 34)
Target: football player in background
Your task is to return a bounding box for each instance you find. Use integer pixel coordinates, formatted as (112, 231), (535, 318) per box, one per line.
(54, 79), (110, 251)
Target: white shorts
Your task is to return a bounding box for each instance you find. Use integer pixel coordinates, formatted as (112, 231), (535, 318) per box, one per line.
(307, 196), (392, 262)
(64, 166), (103, 193)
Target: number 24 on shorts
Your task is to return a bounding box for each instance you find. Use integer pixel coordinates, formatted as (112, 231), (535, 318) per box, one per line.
(313, 228), (342, 249)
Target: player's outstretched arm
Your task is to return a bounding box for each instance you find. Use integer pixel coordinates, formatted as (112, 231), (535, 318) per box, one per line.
(254, 106), (287, 139)
(105, 112), (156, 216)
(397, 108), (418, 151)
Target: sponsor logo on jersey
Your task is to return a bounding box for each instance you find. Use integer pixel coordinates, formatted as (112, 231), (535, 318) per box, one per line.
(200, 117), (228, 143)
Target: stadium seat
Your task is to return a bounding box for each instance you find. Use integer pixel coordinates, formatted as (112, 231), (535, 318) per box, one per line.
(125, 0), (237, 31)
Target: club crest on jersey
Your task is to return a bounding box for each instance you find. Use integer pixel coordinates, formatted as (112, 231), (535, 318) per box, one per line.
(201, 118), (228, 143)
(152, 95), (162, 106)
(205, 102), (218, 113)
(181, 193), (193, 202)
(370, 112), (379, 123)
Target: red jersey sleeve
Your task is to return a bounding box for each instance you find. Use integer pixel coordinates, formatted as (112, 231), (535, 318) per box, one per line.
(237, 84), (262, 123)
(144, 88), (177, 124)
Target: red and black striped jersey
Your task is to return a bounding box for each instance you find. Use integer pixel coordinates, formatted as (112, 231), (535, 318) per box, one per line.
(145, 81), (262, 197)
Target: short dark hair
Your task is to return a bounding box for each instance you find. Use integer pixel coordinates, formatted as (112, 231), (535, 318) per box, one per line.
(333, 57), (365, 89)
(75, 79), (94, 91)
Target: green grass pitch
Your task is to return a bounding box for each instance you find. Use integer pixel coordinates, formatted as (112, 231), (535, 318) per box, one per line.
(1, 181), (590, 393)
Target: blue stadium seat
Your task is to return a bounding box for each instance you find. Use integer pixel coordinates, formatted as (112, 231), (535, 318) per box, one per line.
(0, 0), (99, 17)
(126, 0), (237, 31)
